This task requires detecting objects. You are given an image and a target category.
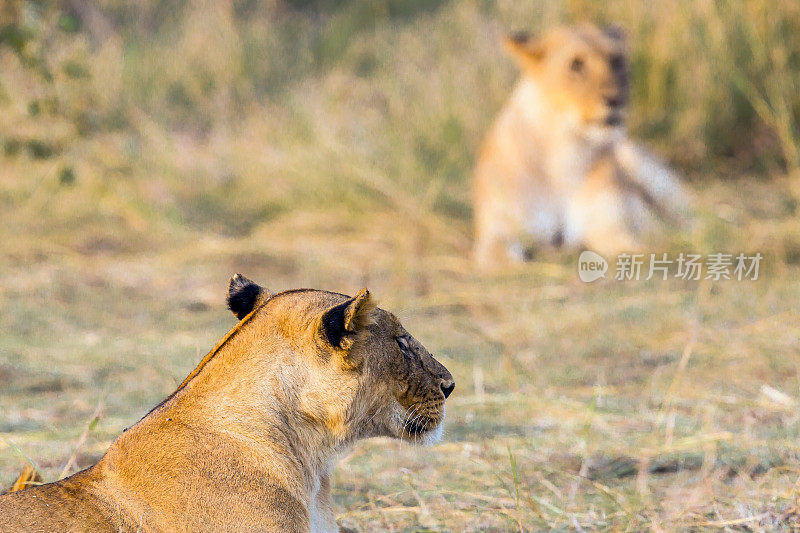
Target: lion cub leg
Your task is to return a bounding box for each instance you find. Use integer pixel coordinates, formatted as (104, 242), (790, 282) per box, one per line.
(473, 228), (525, 266)
(567, 158), (638, 255)
(473, 203), (529, 266)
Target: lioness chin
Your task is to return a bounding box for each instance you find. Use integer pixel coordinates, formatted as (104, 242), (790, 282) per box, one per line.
(0, 275), (455, 533)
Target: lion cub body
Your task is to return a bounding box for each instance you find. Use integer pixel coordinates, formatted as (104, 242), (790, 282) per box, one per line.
(473, 24), (689, 265)
(1, 277), (454, 532)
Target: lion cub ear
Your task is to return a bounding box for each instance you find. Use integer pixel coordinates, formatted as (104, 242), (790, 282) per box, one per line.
(604, 23), (627, 44)
(503, 31), (545, 65)
(321, 288), (376, 350)
(227, 274), (270, 320)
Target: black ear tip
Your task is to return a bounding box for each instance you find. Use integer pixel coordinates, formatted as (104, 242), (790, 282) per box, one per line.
(508, 30), (530, 45)
(228, 273), (250, 290)
(605, 24), (626, 41)
(227, 274), (262, 320)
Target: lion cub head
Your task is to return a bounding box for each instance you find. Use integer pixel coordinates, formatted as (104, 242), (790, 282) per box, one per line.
(505, 23), (629, 142)
(227, 274), (455, 446)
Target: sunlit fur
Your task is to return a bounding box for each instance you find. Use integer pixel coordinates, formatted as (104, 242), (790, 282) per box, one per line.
(473, 23), (690, 266)
(0, 279), (454, 533)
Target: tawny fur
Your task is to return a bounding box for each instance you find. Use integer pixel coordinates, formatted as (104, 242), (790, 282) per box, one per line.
(0, 277), (454, 533)
(473, 24), (690, 266)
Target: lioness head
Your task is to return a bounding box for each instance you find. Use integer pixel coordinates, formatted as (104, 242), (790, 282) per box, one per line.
(226, 274), (455, 446)
(505, 23), (629, 141)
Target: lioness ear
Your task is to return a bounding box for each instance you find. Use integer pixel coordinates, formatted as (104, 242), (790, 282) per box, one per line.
(321, 288), (376, 350)
(604, 24), (627, 44)
(503, 31), (545, 64)
(227, 274), (270, 320)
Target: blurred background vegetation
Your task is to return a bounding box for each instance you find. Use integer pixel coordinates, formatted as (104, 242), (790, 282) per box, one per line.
(2, 0), (799, 253)
(3, 1), (800, 530)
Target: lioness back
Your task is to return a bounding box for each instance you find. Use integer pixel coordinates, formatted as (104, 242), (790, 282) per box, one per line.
(1, 275), (454, 532)
(2, 472), (111, 531)
(473, 23), (689, 265)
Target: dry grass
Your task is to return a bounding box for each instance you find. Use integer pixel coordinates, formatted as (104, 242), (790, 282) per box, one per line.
(3, 187), (800, 530)
(2, 0), (800, 531)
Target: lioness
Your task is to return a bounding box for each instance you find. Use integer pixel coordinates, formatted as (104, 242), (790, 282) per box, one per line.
(0, 275), (455, 532)
(473, 23), (689, 265)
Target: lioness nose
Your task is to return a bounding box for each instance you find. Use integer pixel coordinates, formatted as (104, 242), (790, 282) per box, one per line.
(440, 379), (455, 399)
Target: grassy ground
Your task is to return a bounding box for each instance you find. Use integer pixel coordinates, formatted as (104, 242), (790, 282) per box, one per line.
(3, 181), (800, 531)
(2, 0), (800, 531)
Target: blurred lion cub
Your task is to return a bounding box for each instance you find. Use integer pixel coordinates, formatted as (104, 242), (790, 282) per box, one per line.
(473, 23), (689, 266)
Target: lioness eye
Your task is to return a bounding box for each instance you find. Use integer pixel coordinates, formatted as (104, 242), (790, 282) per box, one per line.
(570, 56), (584, 73)
(396, 336), (409, 351)
(610, 54), (624, 72)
